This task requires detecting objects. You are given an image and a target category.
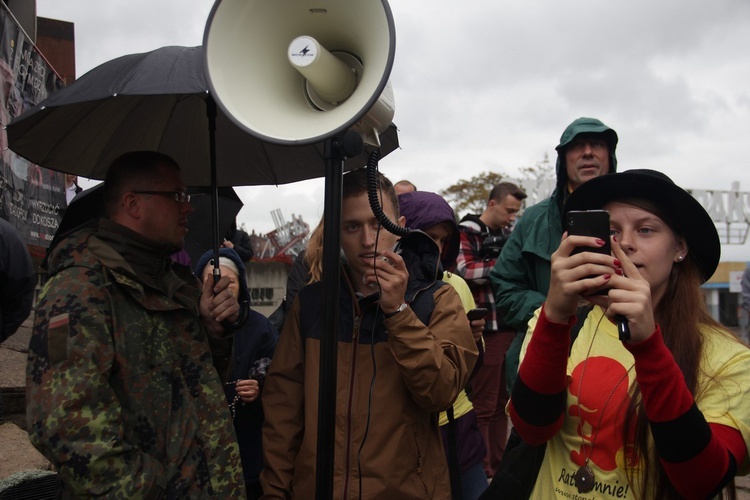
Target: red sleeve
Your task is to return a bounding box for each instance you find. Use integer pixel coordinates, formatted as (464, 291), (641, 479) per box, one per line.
(626, 328), (747, 498)
(515, 305), (573, 394)
(508, 305), (575, 444)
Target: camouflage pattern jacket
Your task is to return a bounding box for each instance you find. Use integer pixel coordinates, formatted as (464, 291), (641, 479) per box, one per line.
(26, 221), (245, 499)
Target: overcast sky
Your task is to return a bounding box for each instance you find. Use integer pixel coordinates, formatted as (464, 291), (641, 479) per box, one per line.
(36, 0), (750, 261)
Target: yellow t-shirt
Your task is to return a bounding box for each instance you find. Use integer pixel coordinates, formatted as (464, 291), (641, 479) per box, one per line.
(519, 306), (750, 498)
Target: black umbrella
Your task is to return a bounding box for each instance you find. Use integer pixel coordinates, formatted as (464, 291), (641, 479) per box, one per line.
(182, 186), (244, 265)
(48, 184), (244, 268)
(6, 45), (398, 187)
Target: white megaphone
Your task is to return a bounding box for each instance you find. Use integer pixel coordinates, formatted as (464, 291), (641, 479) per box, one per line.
(203, 0), (396, 147)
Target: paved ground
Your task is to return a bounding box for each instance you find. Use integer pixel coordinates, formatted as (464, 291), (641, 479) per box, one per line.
(3, 315), (750, 496)
(0, 316), (54, 483)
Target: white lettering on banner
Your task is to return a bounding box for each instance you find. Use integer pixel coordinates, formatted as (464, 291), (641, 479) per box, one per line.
(9, 203), (27, 219)
(32, 213), (60, 230)
(28, 199), (61, 215)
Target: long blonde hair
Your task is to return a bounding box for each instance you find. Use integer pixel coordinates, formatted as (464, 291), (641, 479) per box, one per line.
(304, 217), (324, 284)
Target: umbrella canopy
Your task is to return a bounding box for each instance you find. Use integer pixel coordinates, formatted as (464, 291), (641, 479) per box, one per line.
(6, 45), (399, 186)
(183, 186), (243, 264)
(48, 184), (243, 267)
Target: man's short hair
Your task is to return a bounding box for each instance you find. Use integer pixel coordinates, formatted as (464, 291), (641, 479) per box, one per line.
(488, 181), (527, 204)
(103, 151), (180, 217)
(394, 180), (417, 193)
(342, 168), (399, 218)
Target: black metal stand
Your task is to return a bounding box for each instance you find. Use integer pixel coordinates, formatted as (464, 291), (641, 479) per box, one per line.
(315, 131), (362, 499)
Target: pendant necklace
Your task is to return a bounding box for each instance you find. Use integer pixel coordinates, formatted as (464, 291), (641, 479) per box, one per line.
(572, 313), (634, 494)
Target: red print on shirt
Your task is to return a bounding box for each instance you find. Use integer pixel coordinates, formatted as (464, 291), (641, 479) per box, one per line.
(569, 356), (637, 472)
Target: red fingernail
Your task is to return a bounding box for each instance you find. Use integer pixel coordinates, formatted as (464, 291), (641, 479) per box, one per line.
(603, 274), (612, 280)
(612, 236), (617, 242)
(595, 239), (606, 246)
(615, 268), (624, 276)
(614, 259), (621, 267)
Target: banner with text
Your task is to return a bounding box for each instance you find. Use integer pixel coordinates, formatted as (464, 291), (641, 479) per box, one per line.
(0, 5), (65, 247)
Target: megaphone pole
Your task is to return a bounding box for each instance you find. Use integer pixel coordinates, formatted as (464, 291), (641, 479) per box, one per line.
(316, 131), (363, 499)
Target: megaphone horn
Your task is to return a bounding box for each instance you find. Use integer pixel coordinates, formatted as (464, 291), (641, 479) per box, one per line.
(203, 0), (396, 147)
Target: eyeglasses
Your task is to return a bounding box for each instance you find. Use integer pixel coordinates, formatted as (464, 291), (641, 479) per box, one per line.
(133, 190), (191, 203)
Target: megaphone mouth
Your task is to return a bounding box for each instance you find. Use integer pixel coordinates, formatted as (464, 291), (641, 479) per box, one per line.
(305, 52), (362, 110)
(203, 0), (396, 146)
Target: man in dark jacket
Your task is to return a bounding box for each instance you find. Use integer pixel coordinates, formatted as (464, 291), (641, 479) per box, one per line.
(490, 117), (618, 392)
(223, 219), (254, 262)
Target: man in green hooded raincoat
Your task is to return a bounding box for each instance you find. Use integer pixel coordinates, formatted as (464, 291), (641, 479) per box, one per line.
(489, 117), (618, 392)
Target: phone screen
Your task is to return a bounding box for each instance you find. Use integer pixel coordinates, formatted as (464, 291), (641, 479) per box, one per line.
(567, 210), (611, 255)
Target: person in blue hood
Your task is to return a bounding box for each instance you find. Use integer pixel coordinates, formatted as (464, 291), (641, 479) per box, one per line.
(399, 190), (488, 500)
(490, 117), (618, 393)
(194, 247), (278, 499)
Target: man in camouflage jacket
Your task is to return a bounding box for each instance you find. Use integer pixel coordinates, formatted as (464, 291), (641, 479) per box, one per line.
(26, 152), (245, 498)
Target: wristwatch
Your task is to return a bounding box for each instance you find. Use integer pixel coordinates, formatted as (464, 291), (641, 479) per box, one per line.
(383, 302), (408, 319)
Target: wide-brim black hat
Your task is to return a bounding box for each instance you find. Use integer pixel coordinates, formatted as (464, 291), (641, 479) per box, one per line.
(563, 169), (720, 283)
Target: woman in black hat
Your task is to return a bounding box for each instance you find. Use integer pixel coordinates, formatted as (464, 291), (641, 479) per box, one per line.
(507, 170), (750, 498)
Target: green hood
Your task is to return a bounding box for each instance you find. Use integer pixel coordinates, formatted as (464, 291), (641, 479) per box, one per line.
(554, 117), (618, 196)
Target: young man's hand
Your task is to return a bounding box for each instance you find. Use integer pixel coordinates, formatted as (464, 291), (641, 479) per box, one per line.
(362, 249), (409, 314)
